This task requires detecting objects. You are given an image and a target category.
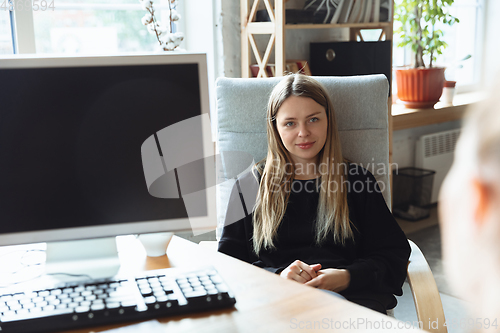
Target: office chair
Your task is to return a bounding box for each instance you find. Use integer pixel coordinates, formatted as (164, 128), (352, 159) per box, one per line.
(204, 75), (446, 333)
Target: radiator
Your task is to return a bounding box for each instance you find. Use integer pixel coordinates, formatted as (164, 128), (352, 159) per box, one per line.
(415, 129), (461, 203)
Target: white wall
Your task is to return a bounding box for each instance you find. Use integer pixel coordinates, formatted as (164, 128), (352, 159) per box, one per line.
(481, 0), (500, 88)
(215, 0), (241, 77)
(183, 0), (217, 76)
(181, 0), (219, 136)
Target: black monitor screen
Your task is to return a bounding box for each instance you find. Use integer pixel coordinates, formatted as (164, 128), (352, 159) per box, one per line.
(0, 61), (204, 234)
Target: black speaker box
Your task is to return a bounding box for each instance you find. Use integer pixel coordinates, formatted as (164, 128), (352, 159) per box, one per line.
(310, 41), (392, 95)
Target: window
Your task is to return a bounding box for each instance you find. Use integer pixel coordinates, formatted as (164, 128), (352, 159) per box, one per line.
(393, 0), (484, 93)
(0, 10), (14, 54)
(32, 0), (172, 54)
(438, 0), (483, 91)
(5, 0), (177, 54)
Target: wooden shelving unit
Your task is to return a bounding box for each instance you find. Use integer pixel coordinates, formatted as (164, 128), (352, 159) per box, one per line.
(240, 0), (394, 78)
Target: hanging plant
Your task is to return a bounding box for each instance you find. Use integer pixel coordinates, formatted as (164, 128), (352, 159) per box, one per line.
(139, 0), (184, 51)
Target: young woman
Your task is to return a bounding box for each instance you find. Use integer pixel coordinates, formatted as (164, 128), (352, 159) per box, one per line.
(218, 74), (410, 314)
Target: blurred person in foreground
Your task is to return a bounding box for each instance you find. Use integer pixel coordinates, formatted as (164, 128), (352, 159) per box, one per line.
(440, 79), (500, 331)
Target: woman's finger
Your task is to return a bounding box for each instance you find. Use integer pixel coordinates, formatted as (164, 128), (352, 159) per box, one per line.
(285, 260), (318, 282)
(311, 263), (322, 272)
(298, 265), (317, 281)
(293, 267), (307, 283)
(305, 277), (320, 288)
(293, 273), (308, 283)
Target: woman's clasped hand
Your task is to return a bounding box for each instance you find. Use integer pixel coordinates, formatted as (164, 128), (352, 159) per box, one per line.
(280, 260), (350, 292)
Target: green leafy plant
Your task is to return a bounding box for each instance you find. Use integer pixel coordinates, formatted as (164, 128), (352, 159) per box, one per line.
(395, 0), (459, 68)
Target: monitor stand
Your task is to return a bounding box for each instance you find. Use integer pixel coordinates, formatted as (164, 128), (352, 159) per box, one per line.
(45, 237), (120, 282)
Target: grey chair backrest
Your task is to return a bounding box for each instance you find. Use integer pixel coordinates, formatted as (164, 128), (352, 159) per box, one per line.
(215, 75), (391, 240)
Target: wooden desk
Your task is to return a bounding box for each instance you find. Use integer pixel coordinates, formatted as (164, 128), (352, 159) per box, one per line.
(64, 236), (423, 332)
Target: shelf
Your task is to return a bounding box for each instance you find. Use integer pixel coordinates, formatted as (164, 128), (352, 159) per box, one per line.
(392, 91), (486, 131)
(246, 22), (275, 34)
(285, 22), (392, 30)
(245, 21), (391, 33)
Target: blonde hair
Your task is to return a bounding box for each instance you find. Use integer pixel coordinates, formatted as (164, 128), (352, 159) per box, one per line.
(252, 74), (353, 254)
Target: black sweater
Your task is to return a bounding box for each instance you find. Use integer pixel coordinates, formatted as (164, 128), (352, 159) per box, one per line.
(218, 163), (411, 311)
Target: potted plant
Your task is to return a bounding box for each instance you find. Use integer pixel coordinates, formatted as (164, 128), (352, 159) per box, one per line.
(394, 0), (459, 108)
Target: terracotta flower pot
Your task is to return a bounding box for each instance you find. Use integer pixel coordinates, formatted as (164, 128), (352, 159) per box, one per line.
(395, 67), (446, 109)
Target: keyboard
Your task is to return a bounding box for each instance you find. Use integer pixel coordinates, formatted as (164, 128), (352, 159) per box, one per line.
(0, 267), (236, 333)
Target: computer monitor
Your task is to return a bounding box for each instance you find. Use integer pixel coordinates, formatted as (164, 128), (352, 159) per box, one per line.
(0, 53), (216, 278)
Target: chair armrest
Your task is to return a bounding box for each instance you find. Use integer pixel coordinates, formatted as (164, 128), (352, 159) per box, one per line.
(407, 239), (447, 333)
(199, 241), (219, 252)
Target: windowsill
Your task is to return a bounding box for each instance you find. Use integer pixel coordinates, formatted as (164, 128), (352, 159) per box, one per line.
(392, 91), (487, 131)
